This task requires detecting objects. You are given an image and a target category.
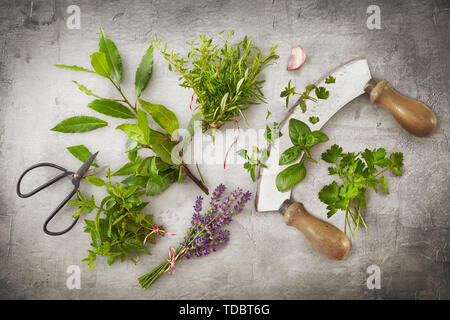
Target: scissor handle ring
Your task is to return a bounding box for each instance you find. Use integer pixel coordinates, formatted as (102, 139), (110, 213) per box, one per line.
(16, 163), (72, 198)
(43, 184), (80, 236)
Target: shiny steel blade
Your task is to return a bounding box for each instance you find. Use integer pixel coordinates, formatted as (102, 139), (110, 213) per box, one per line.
(255, 57), (372, 212)
(84, 165), (107, 177)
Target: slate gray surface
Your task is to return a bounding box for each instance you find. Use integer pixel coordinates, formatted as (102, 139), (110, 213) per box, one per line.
(0, 0), (449, 300)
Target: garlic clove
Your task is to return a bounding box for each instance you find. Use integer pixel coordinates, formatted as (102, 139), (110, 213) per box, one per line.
(286, 45), (306, 71)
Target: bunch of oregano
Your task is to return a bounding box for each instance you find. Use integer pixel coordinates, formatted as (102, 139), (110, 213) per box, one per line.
(70, 167), (168, 269)
(152, 31), (279, 131)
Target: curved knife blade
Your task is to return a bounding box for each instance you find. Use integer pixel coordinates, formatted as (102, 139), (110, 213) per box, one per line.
(255, 56), (372, 212)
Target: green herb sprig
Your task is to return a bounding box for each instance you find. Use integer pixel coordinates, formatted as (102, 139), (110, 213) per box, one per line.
(318, 144), (404, 236)
(276, 119), (329, 192)
(69, 167), (166, 270)
(152, 31), (279, 131)
(280, 75), (335, 112)
(237, 123), (281, 181)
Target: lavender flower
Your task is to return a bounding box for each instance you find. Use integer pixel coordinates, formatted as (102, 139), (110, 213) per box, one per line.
(181, 185), (252, 259)
(138, 184), (252, 290)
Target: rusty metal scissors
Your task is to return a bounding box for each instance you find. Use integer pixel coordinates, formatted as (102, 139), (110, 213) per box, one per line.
(16, 151), (103, 236)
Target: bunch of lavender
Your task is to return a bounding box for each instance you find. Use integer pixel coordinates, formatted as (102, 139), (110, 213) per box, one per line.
(138, 184), (252, 290)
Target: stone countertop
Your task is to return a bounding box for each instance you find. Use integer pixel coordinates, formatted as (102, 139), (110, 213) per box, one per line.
(0, 0), (449, 299)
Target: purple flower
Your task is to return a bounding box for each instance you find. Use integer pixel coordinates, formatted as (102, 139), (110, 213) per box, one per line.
(182, 185), (252, 259)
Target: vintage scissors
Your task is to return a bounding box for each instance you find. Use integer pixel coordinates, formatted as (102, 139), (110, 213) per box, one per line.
(16, 151), (103, 236)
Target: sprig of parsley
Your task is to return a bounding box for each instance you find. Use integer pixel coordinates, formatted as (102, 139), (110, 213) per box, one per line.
(318, 145), (404, 237)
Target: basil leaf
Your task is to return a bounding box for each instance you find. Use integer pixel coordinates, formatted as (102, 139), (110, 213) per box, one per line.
(88, 99), (134, 119)
(288, 119), (311, 146)
(54, 64), (95, 73)
(135, 45), (154, 98)
(276, 162), (307, 192)
(85, 176), (106, 186)
(139, 99), (179, 135)
(305, 130), (329, 148)
(99, 28), (122, 84)
(279, 146), (301, 165)
(51, 116), (107, 133)
(66, 145), (99, 168)
(90, 52), (110, 78)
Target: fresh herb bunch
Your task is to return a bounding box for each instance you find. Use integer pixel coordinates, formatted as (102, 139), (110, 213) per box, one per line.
(69, 167), (166, 270)
(280, 75), (335, 112)
(53, 27), (208, 195)
(276, 119), (329, 192)
(138, 184), (252, 290)
(318, 144), (404, 236)
(152, 31), (279, 131)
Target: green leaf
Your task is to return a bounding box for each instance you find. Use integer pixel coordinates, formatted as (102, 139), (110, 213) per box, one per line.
(139, 99), (179, 135)
(135, 44), (154, 98)
(99, 28), (122, 84)
(390, 152), (404, 176)
(54, 64), (95, 73)
(152, 140), (180, 165)
(66, 145), (99, 168)
(308, 116), (320, 124)
(276, 162), (307, 192)
(72, 81), (105, 99)
(305, 130), (329, 148)
(86, 176), (105, 186)
(113, 161), (140, 176)
(325, 75), (336, 84)
(315, 86), (329, 99)
(379, 176), (389, 194)
(187, 112), (202, 139)
(288, 118), (311, 146)
(299, 99), (307, 113)
(116, 123), (148, 145)
(51, 116), (108, 133)
(88, 99), (134, 119)
(90, 52), (110, 78)
(107, 255), (117, 266)
(321, 144), (343, 163)
(236, 149), (248, 159)
(121, 175), (148, 188)
(137, 109), (151, 144)
(146, 174), (168, 196)
(318, 181), (340, 205)
(122, 237), (150, 254)
(279, 146), (301, 165)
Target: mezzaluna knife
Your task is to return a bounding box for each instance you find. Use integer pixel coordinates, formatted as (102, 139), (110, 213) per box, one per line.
(255, 56), (437, 260)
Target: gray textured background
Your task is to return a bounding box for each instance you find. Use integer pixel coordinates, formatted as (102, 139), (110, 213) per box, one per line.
(0, 0), (449, 299)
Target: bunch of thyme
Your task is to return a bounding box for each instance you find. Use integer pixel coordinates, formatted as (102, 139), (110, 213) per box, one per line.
(152, 31), (279, 131)
(138, 184), (252, 290)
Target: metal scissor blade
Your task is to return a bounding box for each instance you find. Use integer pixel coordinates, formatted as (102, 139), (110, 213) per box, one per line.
(84, 165), (107, 177)
(76, 151), (100, 178)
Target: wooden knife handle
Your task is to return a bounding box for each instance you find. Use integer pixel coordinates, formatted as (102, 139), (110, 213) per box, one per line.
(279, 200), (350, 260)
(368, 80), (437, 137)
